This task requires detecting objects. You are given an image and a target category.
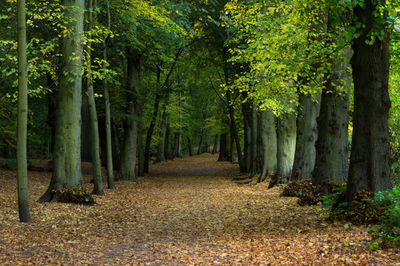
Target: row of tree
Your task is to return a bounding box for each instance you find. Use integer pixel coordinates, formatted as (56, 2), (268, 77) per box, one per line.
(7, 0), (400, 223)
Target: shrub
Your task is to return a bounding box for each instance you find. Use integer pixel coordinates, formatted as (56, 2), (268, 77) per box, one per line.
(369, 187), (400, 248)
(0, 159), (16, 170)
(52, 185), (95, 205)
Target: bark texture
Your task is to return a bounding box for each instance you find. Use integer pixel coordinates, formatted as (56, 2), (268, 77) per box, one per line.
(86, 0), (103, 195)
(291, 94), (320, 180)
(312, 48), (351, 186)
(17, 0), (31, 222)
(258, 111), (277, 183)
(40, 0), (85, 202)
(346, 0), (392, 201)
(120, 49), (141, 182)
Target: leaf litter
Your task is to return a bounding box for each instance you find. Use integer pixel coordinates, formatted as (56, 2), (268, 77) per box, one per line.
(0, 154), (399, 264)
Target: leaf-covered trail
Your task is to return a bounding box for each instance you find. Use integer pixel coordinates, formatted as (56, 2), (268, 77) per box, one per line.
(0, 154), (399, 264)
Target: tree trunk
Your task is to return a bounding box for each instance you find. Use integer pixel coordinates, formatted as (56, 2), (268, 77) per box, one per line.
(197, 135), (203, 155)
(312, 48), (351, 186)
(212, 134), (218, 154)
(257, 111), (277, 183)
(137, 121), (144, 176)
(46, 72), (56, 156)
(345, 0), (392, 201)
(291, 93), (320, 180)
(81, 93), (91, 161)
(218, 133), (229, 161)
(165, 121), (171, 159)
(103, 1), (114, 189)
(269, 113), (296, 187)
(187, 136), (193, 156)
(86, 0), (103, 195)
(120, 48), (141, 182)
(173, 132), (182, 158)
(17, 0), (31, 222)
(144, 94), (161, 171)
(227, 92), (245, 171)
(250, 107), (260, 175)
(39, 0), (85, 202)
(156, 109), (168, 162)
(242, 101), (252, 172)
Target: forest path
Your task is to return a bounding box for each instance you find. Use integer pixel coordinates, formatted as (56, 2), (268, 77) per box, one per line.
(0, 154), (398, 264)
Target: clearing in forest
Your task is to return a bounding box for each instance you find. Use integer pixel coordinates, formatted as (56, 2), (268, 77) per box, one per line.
(0, 154), (398, 264)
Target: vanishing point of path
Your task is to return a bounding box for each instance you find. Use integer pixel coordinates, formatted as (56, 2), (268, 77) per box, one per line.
(0, 154), (399, 264)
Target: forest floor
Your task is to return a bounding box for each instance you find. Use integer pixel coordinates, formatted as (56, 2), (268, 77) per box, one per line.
(1, 154), (400, 265)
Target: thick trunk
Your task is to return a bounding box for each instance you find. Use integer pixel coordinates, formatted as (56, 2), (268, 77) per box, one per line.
(269, 113), (296, 187)
(291, 93), (320, 180)
(120, 48), (141, 182)
(218, 133), (229, 161)
(257, 111), (277, 183)
(39, 0), (85, 202)
(86, 0), (103, 195)
(17, 0), (31, 222)
(187, 136), (193, 156)
(346, 0), (392, 201)
(312, 48), (351, 186)
(103, 2), (114, 189)
(212, 134), (218, 154)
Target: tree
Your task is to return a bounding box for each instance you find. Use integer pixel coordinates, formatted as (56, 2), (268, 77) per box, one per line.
(86, 0), (104, 195)
(40, 0), (85, 202)
(16, 0), (31, 222)
(345, 0), (392, 201)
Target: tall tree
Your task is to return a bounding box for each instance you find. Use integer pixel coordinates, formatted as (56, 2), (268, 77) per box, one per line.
(40, 0), (85, 202)
(86, 0), (104, 195)
(120, 48), (141, 181)
(345, 0), (392, 201)
(103, 2), (114, 189)
(16, 0), (31, 222)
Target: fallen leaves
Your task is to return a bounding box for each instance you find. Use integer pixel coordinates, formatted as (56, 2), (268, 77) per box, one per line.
(0, 154), (399, 264)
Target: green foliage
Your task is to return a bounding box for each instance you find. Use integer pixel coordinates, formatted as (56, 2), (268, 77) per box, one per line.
(369, 187), (400, 248)
(0, 159), (17, 170)
(52, 185), (96, 205)
(323, 189), (387, 225)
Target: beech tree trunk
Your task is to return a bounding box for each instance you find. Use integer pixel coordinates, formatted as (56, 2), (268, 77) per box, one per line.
(40, 0), (85, 202)
(218, 133), (229, 161)
(242, 101), (252, 172)
(345, 0), (392, 201)
(197, 135), (203, 155)
(120, 48), (141, 182)
(17, 0), (31, 222)
(156, 109), (168, 162)
(86, 0), (104, 195)
(173, 132), (182, 158)
(269, 113), (296, 187)
(212, 134), (218, 154)
(250, 108), (260, 175)
(291, 93), (320, 180)
(312, 48), (351, 186)
(258, 111), (277, 183)
(103, 2), (114, 189)
(187, 136), (193, 156)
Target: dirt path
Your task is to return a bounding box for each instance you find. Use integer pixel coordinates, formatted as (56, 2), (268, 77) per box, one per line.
(0, 154), (398, 264)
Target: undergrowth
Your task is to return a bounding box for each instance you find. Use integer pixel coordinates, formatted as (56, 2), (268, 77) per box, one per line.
(51, 185), (95, 205)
